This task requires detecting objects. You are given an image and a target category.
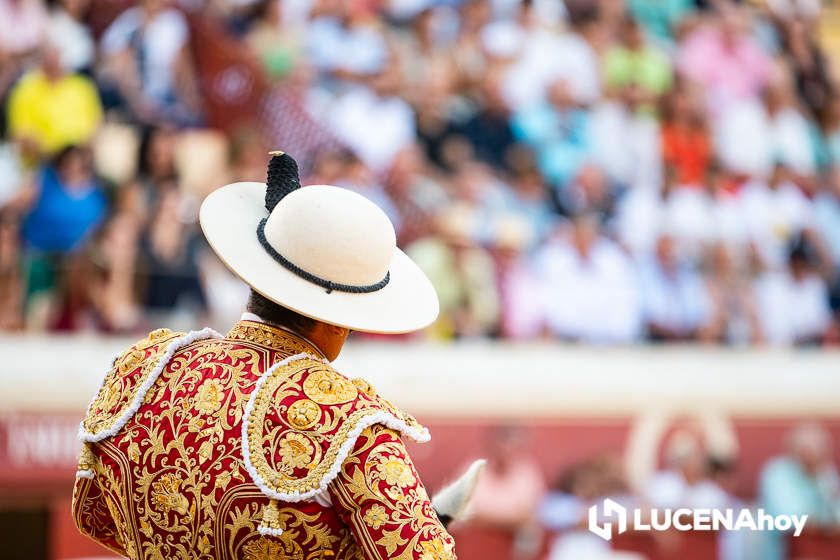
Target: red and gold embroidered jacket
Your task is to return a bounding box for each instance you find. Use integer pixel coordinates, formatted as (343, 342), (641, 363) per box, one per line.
(72, 320), (456, 559)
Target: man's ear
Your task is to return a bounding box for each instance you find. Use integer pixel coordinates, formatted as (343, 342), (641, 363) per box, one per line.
(330, 324), (351, 338)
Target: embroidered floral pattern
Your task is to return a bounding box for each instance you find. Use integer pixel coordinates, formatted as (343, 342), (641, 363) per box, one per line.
(243, 356), (429, 501)
(420, 538), (455, 560)
(278, 433), (317, 470)
(378, 457), (416, 488)
(151, 473), (189, 515)
(286, 399), (321, 430)
(302, 368), (358, 404)
(73, 320), (449, 559)
(81, 329), (184, 437)
(243, 537), (283, 560)
(194, 379), (224, 414)
(363, 504), (390, 529)
(331, 426), (457, 559)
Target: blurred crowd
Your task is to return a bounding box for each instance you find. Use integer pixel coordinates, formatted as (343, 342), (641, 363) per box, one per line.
(460, 422), (840, 560)
(3, 0), (840, 345)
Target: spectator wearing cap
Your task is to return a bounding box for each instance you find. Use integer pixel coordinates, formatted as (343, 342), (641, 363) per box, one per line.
(753, 234), (832, 346)
(406, 203), (500, 339)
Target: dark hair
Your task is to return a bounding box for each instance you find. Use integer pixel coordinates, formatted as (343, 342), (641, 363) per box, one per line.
(52, 144), (90, 169)
(246, 289), (319, 334)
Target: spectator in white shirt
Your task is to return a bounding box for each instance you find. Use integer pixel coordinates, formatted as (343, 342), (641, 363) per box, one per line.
(715, 82), (818, 180)
(638, 233), (713, 342)
(645, 432), (732, 511)
(754, 237), (831, 346)
(100, 0), (200, 125)
(537, 214), (642, 344)
(741, 163), (814, 270)
(704, 242), (764, 345)
(587, 94), (662, 191)
(501, 11), (600, 111)
(47, 0), (94, 72)
(326, 65), (416, 172)
(763, 83), (818, 176)
(306, 2), (387, 78)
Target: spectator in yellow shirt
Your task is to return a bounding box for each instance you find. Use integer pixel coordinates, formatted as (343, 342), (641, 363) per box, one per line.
(7, 45), (102, 156)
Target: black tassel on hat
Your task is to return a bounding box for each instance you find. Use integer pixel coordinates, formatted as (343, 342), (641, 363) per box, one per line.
(256, 150), (391, 294)
(265, 151), (301, 212)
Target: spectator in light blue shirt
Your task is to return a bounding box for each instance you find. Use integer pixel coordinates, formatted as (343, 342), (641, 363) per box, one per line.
(759, 423), (840, 560)
(638, 233), (712, 341)
(627, 0), (694, 48)
(511, 79), (589, 189)
(813, 167), (840, 266)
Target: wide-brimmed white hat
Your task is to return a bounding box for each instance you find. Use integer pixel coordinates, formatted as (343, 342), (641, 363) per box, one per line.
(199, 153), (439, 334)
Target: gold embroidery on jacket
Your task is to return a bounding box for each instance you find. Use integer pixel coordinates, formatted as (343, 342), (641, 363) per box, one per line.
(332, 427), (456, 560)
(81, 329), (184, 436)
(226, 321), (324, 358)
(76, 324), (445, 559)
(302, 367), (358, 404)
(245, 357), (427, 498)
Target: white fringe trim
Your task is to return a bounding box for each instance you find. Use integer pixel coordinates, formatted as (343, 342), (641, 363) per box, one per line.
(241, 353), (325, 501)
(241, 355), (431, 503)
(75, 469), (95, 479)
(257, 526), (284, 537)
(78, 328), (223, 443)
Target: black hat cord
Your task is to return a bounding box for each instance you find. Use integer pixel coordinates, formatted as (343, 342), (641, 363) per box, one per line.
(256, 152), (390, 294)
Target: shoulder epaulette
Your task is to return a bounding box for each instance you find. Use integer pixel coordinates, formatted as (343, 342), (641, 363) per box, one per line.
(78, 328), (222, 443)
(242, 354), (429, 504)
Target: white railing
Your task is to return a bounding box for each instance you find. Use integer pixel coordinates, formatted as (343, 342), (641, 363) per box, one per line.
(0, 335), (838, 417)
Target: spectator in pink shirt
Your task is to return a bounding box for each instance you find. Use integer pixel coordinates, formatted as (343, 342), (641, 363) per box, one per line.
(462, 425), (546, 560)
(677, 5), (773, 116)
